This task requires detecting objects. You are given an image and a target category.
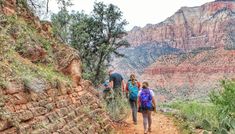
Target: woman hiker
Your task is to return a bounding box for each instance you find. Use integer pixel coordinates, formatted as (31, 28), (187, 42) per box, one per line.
(126, 74), (141, 125)
(138, 81), (156, 134)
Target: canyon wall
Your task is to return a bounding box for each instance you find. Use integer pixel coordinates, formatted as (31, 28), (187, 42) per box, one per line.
(113, 1), (235, 101)
(126, 1), (235, 51)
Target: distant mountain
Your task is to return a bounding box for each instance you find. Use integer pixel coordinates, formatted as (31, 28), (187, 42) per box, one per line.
(113, 0), (235, 102)
(111, 42), (180, 80)
(126, 1), (235, 51)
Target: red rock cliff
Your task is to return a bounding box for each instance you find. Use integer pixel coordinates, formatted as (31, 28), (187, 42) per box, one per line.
(118, 1), (235, 102)
(126, 1), (235, 51)
(142, 48), (235, 102)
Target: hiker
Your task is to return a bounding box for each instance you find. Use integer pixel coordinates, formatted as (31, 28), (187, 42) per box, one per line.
(138, 81), (156, 134)
(109, 70), (125, 98)
(126, 74), (141, 125)
(102, 81), (113, 103)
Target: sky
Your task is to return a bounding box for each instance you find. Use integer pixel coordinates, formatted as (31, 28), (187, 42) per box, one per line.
(49, 0), (214, 30)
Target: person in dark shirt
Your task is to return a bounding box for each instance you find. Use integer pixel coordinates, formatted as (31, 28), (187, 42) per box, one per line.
(109, 70), (125, 98)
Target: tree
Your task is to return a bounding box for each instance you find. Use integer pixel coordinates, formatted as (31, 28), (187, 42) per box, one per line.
(50, 0), (72, 43)
(69, 2), (130, 85)
(51, 9), (71, 43)
(16, 0), (72, 20)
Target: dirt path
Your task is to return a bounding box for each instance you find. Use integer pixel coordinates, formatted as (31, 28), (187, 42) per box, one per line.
(116, 112), (179, 134)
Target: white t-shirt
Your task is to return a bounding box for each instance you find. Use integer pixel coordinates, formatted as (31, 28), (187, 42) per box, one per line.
(138, 89), (155, 97)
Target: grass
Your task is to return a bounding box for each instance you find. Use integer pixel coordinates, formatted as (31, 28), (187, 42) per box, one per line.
(5, 50), (72, 87)
(5, 15), (54, 59)
(161, 100), (219, 133)
(103, 94), (130, 122)
(0, 13), (72, 92)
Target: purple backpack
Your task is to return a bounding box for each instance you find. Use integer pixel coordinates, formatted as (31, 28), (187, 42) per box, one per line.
(140, 88), (153, 110)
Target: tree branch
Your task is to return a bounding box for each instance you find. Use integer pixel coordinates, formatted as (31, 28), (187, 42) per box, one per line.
(46, 0), (49, 13)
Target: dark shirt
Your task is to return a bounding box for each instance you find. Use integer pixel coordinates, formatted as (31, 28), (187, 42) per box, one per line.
(109, 73), (123, 89)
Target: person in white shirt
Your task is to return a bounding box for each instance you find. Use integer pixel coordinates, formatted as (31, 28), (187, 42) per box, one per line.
(138, 82), (156, 134)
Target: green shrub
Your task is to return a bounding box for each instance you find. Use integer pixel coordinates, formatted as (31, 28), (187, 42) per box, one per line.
(167, 101), (219, 127)
(207, 80), (235, 133)
(103, 94), (130, 122)
(161, 80), (235, 133)
(210, 80), (235, 120)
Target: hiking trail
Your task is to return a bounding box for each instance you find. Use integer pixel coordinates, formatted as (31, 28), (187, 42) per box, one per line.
(116, 112), (179, 134)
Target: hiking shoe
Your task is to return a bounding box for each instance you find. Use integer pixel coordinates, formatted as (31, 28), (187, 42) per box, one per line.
(148, 128), (152, 132)
(134, 122), (137, 125)
(144, 130), (148, 134)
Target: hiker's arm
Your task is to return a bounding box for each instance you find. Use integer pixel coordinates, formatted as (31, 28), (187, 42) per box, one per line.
(137, 90), (141, 107)
(125, 83), (129, 98)
(122, 80), (125, 92)
(125, 83), (128, 92)
(137, 82), (141, 90)
(152, 97), (156, 108)
(109, 81), (113, 88)
(137, 96), (141, 107)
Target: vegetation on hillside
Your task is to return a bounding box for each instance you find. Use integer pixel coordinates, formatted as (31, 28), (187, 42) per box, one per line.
(162, 80), (235, 134)
(0, 11), (72, 92)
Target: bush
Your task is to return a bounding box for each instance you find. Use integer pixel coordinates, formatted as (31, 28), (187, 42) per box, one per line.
(210, 80), (235, 120)
(167, 101), (219, 128)
(206, 80), (235, 133)
(103, 94), (130, 122)
(166, 80), (235, 133)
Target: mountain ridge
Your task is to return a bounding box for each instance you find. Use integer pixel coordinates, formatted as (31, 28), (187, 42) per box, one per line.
(113, 0), (235, 102)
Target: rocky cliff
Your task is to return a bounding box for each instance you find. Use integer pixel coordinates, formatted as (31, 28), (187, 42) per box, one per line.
(112, 42), (179, 80)
(0, 0), (112, 133)
(142, 48), (235, 101)
(126, 1), (235, 51)
(113, 0), (235, 101)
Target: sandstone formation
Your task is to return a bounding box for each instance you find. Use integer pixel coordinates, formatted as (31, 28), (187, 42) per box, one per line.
(113, 0), (235, 102)
(0, 0), (112, 133)
(142, 48), (235, 101)
(126, 1), (235, 51)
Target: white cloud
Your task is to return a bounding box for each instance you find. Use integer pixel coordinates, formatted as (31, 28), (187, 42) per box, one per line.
(48, 0), (214, 30)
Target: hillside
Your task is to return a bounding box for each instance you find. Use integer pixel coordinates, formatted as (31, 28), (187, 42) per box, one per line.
(0, 0), (112, 133)
(143, 48), (235, 101)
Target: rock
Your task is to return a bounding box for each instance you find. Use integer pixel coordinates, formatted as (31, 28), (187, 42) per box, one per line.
(126, 1), (235, 51)
(53, 45), (82, 87)
(5, 81), (24, 94)
(142, 48), (235, 101)
(24, 78), (47, 93)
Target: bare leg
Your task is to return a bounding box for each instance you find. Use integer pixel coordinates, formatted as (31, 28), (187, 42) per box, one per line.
(148, 111), (152, 132)
(142, 111), (148, 133)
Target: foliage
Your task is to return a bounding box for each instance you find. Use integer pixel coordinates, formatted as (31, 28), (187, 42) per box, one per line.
(103, 95), (130, 122)
(6, 50), (72, 86)
(14, 0), (72, 19)
(164, 80), (235, 133)
(51, 9), (71, 43)
(52, 2), (130, 86)
(166, 101), (219, 128)
(210, 80), (235, 120)
(205, 80), (235, 133)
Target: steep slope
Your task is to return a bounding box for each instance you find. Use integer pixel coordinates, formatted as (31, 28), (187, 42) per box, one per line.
(0, 0), (112, 133)
(126, 1), (235, 51)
